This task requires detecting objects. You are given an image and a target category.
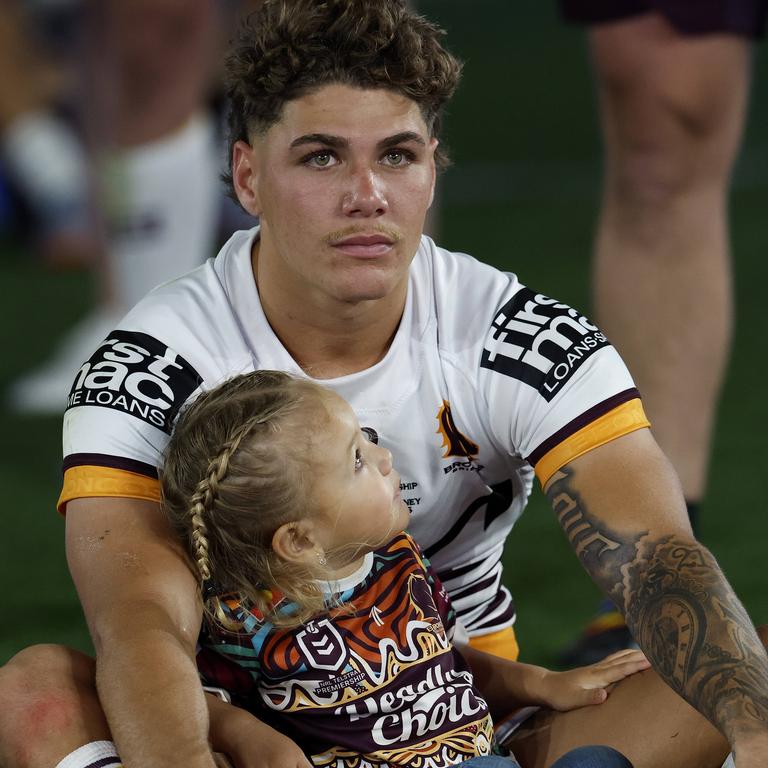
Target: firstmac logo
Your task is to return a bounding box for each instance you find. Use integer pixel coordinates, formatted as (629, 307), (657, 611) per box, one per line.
(66, 330), (202, 433)
(481, 288), (608, 401)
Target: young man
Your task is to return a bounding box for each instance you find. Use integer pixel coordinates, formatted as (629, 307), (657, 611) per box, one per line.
(0, 2), (766, 767)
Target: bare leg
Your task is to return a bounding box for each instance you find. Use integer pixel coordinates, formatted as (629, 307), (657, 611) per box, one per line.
(590, 13), (749, 503)
(0, 645), (109, 768)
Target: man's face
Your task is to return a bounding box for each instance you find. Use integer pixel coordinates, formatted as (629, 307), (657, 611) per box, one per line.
(233, 84), (438, 306)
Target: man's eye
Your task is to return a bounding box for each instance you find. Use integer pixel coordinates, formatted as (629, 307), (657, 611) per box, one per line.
(354, 449), (364, 471)
(383, 150), (409, 166)
(306, 151), (336, 168)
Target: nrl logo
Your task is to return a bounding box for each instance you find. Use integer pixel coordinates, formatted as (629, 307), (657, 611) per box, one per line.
(436, 400), (479, 460)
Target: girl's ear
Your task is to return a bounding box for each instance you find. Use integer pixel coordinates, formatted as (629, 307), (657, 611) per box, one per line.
(272, 520), (321, 565)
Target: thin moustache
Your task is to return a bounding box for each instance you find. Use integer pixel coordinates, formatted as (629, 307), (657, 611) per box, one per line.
(326, 226), (402, 246)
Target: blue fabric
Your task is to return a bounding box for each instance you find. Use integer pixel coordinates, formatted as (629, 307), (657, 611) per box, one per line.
(456, 745), (633, 768)
(550, 745), (634, 768)
(457, 758), (520, 768)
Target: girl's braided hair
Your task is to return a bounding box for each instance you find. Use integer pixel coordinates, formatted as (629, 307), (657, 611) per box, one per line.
(223, 0), (463, 196)
(161, 370), (332, 628)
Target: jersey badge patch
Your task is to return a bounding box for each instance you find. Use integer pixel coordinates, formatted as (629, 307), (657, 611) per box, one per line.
(296, 619), (348, 673)
(480, 288), (609, 401)
(66, 330), (203, 433)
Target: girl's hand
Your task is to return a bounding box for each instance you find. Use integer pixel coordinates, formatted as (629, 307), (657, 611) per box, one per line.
(538, 649), (651, 711)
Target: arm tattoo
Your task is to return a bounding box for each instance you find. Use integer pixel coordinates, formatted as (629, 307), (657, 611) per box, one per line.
(547, 466), (768, 743)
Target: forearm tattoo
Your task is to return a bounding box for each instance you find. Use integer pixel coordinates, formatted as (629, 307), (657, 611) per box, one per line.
(547, 466), (768, 743)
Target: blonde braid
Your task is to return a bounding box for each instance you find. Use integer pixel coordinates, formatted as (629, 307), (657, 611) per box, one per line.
(188, 416), (267, 586)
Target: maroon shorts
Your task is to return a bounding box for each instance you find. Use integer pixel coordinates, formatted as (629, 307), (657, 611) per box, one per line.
(558, 0), (768, 38)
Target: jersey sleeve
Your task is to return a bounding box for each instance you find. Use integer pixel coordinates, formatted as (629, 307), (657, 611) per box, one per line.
(475, 281), (649, 486)
(58, 326), (204, 512)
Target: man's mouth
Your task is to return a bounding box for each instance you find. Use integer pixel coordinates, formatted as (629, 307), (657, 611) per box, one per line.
(331, 234), (395, 257)
(328, 230), (399, 258)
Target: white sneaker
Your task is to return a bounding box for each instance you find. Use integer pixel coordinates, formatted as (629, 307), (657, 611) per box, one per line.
(5, 306), (123, 415)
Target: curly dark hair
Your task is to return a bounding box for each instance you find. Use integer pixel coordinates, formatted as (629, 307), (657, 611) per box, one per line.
(223, 0), (462, 193)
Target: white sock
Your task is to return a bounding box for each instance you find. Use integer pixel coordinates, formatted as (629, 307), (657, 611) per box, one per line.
(100, 112), (219, 310)
(721, 755), (735, 768)
(54, 740), (122, 768)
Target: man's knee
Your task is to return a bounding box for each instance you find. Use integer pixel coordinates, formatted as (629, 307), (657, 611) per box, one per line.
(3, 643), (95, 683)
(0, 645), (97, 740)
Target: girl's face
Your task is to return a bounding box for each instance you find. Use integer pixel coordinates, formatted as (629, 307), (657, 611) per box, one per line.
(309, 392), (410, 567)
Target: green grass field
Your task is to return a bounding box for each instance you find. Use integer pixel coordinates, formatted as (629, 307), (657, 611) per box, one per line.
(1, 2), (766, 666)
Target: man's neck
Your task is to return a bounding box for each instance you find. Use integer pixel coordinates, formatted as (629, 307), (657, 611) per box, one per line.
(253, 247), (407, 380)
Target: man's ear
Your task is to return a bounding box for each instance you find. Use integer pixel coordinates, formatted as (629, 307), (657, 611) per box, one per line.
(272, 520), (320, 565)
(427, 137), (439, 208)
(232, 139), (262, 216)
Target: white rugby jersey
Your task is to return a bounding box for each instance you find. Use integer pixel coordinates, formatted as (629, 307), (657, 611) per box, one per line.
(60, 228), (648, 636)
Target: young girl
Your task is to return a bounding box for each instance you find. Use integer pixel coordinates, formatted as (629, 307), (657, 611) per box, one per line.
(161, 371), (647, 768)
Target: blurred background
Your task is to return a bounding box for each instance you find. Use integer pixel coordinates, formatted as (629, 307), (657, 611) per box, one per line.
(1, 0), (766, 666)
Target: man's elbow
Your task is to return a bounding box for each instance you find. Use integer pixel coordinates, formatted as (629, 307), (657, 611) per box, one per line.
(88, 596), (199, 660)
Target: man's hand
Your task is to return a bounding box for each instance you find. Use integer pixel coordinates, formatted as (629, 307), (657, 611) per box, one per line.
(207, 694), (311, 768)
(537, 649), (650, 711)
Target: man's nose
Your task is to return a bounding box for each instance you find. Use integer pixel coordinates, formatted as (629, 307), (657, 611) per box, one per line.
(341, 166), (388, 217)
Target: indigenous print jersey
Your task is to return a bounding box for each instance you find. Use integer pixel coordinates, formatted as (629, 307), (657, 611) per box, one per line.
(60, 228), (648, 635)
(196, 533), (495, 768)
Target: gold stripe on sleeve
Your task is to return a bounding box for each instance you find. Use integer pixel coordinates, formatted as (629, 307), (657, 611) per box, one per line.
(534, 399), (650, 488)
(57, 466), (161, 514)
(467, 626), (519, 662)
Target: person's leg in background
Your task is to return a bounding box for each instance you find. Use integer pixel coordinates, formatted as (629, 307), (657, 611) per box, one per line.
(90, 0), (222, 312)
(558, 1), (759, 666)
(592, 11), (749, 522)
(0, 1), (97, 268)
(7, 0), (225, 414)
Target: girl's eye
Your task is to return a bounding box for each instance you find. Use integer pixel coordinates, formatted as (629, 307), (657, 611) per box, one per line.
(354, 448), (364, 472)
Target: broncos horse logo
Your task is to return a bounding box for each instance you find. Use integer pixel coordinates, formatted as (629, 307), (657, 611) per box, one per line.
(436, 400), (479, 459)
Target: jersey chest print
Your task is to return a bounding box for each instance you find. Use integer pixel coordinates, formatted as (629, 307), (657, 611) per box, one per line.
(66, 330), (202, 433)
(481, 287), (609, 400)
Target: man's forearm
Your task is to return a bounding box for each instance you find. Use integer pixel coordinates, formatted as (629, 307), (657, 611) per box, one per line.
(547, 467), (768, 748)
(94, 616), (215, 768)
(618, 533), (768, 746)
